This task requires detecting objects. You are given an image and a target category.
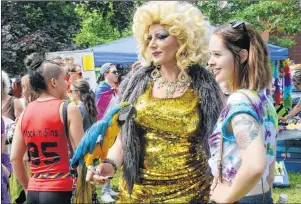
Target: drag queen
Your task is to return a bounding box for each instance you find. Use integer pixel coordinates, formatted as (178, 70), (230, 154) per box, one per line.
(87, 1), (224, 202)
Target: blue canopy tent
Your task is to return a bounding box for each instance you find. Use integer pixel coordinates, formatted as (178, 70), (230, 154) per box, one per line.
(267, 44), (289, 60)
(91, 36), (138, 66)
(89, 25), (288, 66)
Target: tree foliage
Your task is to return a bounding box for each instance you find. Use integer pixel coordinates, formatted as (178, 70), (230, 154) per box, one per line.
(198, 0), (301, 48)
(73, 1), (135, 47)
(2, 1), (300, 76)
(1, 2), (81, 76)
(198, 1), (255, 26)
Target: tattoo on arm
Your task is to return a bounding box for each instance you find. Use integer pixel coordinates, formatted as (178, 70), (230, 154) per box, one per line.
(231, 114), (260, 150)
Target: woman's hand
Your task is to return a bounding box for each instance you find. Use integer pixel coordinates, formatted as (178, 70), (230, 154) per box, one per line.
(86, 163), (115, 185)
(210, 182), (232, 203)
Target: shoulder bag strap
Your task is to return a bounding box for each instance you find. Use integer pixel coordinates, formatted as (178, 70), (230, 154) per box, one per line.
(10, 97), (16, 120)
(217, 134), (224, 183)
(63, 99), (74, 157)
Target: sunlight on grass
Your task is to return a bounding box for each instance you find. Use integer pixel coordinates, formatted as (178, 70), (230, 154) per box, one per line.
(272, 172), (301, 203)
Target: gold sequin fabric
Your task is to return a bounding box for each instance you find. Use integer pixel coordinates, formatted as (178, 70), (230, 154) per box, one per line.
(118, 82), (211, 203)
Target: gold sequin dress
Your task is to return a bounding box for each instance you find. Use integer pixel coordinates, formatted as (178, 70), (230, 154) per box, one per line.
(118, 82), (211, 203)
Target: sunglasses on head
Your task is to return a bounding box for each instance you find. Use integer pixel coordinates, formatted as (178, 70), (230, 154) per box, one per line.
(229, 20), (250, 50)
(230, 20), (248, 33)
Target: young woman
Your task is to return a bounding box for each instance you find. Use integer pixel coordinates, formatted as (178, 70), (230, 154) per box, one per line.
(70, 79), (97, 132)
(86, 2), (223, 203)
(10, 53), (84, 204)
(70, 79), (99, 203)
(207, 21), (277, 203)
(20, 74), (39, 109)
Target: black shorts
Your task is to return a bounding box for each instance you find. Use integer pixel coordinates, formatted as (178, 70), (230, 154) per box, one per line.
(27, 191), (72, 204)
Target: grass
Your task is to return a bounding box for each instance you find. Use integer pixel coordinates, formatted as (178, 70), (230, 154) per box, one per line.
(110, 170), (121, 191)
(272, 172), (301, 203)
(96, 170), (120, 203)
(97, 171), (301, 203)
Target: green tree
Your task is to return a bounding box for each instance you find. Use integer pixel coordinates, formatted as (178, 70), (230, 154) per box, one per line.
(1, 2), (81, 76)
(198, 1), (255, 26)
(73, 1), (135, 47)
(198, 0), (301, 48)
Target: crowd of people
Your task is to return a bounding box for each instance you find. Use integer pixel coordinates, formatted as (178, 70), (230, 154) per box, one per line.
(2, 1), (299, 203)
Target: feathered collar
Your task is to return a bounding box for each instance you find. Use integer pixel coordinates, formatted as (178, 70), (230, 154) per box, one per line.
(119, 64), (224, 194)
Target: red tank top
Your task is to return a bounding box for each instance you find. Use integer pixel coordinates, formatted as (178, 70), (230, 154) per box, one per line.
(21, 99), (72, 191)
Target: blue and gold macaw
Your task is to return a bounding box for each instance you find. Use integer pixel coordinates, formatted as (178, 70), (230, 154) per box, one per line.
(71, 101), (131, 169)
(70, 102), (132, 203)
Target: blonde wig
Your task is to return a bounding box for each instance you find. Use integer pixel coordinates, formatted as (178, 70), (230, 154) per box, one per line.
(132, 1), (210, 70)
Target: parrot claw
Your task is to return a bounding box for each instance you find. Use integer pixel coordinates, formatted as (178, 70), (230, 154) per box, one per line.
(96, 134), (102, 144)
(88, 165), (97, 174)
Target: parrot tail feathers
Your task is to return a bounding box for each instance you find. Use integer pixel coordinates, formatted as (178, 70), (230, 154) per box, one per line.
(73, 165), (93, 203)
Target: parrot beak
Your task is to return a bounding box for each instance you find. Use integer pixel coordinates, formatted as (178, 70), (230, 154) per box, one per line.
(118, 104), (135, 126)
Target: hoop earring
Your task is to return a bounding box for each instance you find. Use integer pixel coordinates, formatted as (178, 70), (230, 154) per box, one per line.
(151, 65), (162, 80)
(177, 70), (190, 83)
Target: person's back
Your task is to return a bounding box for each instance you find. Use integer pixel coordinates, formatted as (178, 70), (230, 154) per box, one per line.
(2, 95), (17, 121)
(78, 102), (93, 132)
(21, 99), (72, 191)
(10, 53), (84, 204)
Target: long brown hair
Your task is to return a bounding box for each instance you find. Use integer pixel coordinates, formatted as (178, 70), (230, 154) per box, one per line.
(72, 79), (97, 123)
(213, 22), (272, 91)
(21, 74), (39, 105)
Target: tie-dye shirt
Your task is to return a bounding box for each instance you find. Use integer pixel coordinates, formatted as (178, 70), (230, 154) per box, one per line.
(208, 89), (278, 183)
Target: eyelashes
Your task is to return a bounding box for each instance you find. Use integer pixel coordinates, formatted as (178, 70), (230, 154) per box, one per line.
(147, 33), (169, 41)
(158, 34), (169, 39)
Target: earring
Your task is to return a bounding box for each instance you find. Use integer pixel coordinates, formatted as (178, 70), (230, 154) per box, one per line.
(178, 70), (190, 83)
(151, 65), (162, 80)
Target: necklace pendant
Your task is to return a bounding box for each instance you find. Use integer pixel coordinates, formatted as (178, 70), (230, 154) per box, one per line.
(167, 86), (175, 93)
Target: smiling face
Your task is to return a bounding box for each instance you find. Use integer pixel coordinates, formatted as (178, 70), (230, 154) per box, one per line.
(147, 24), (179, 66)
(208, 34), (235, 84)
